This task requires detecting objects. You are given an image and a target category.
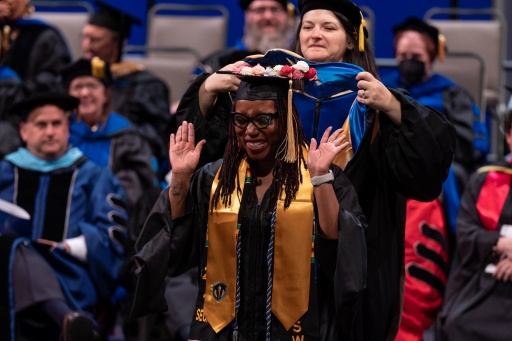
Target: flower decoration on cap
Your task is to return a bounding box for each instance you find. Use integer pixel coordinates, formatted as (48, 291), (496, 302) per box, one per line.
(232, 61), (318, 81)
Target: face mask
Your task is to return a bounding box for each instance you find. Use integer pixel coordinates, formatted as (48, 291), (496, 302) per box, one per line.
(398, 59), (426, 85)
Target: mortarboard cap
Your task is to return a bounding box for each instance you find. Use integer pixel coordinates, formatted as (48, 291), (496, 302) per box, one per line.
(298, 0), (367, 51)
(393, 17), (446, 62)
(9, 92), (79, 121)
(61, 57), (112, 89)
(88, 0), (142, 40)
(235, 76), (289, 101)
(220, 49), (318, 162)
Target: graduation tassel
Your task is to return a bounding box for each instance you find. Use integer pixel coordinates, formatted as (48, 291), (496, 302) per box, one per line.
(91, 56), (106, 79)
(438, 34), (446, 62)
(359, 12), (366, 52)
(2, 25), (11, 53)
(282, 79), (297, 163)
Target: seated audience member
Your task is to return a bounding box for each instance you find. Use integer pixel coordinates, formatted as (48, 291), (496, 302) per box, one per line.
(81, 0), (171, 175)
(381, 17), (488, 182)
(0, 0), (71, 92)
(60, 57), (158, 207)
(195, 0), (296, 75)
(0, 92), (127, 341)
(440, 108), (512, 341)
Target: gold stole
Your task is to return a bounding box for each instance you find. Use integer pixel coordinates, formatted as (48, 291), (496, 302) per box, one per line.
(203, 158), (315, 332)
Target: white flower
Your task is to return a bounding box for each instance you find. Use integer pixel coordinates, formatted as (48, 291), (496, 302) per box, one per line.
(273, 65), (284, 73)
(240, 66), (253, 75)
(293, 61), (309, 72)
(265, 67), (277, 76)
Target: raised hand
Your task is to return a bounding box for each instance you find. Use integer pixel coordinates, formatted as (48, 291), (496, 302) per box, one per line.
(308, 127), (348, 177)
(169, 121), (205, 176)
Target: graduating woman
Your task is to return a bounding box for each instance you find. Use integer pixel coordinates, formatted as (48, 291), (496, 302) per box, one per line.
(131, 68), (367, 340)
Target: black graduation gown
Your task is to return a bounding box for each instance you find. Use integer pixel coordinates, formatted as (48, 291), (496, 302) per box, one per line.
(174, 73), (232, 169)
(130, 160), (367, 340)
(197, 48), (260, 74)
(440, 161), (512, 340)
(0, 74), (26, 159)
(4, 20), (71, 93)
(111, 66), (172, 166)
(341, 88), (455, 341)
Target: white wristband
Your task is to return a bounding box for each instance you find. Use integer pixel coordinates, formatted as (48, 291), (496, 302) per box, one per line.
(311, 169), (334, 186)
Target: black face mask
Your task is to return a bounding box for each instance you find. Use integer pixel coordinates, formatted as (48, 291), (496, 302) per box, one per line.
(398, 59), (426, 85)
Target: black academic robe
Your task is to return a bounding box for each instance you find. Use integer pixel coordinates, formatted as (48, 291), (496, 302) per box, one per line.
(196, 48), (260, 74)
(131, 160), (367, 340)
(174, 73), (232, 169)
(341, 88), (455, 341)
(111, 64), (172, 168)
(0, 72), (26, 159)
(4, 19), (71, 93)
(440, 161), (512, 340)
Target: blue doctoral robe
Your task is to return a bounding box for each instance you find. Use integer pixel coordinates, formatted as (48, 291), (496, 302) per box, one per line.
(381, 69), (487, 174)
(0, 148), (127, 340)
(69, 112), (158, 205)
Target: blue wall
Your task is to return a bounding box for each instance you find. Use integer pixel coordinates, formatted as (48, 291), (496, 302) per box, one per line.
(44, 0), (492, 58)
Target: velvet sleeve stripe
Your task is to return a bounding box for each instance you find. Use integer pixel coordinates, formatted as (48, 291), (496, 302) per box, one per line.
(407, 264), (445, 295)
(414, 243), (449, 276)
(420, 222), (448, 250)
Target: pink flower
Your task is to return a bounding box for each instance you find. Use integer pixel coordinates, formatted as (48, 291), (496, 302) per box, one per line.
(232, 63), (250, 74)
(292, 68), (304, 79)
(232, 66), (244, 74)
(251, 63), (266, 75)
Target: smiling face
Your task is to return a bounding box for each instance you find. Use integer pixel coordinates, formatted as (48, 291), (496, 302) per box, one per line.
(68, 76), (109, 126)
(299, 9), (350, 62)
(20, 105), (70, 160)
(234, 99), (280, 171)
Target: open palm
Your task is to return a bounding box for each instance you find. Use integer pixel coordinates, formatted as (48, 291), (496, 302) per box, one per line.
(169, 121), (205, 175)
(308, 127), (349, 176)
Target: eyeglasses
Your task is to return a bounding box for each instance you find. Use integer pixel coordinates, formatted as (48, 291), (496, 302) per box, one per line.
(232, 112), (278, 129)
(69, 82), (102, 93)
(247, 7), (284, 15)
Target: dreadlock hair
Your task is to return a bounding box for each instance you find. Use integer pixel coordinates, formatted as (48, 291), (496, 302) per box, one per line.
(211, 96), (308, 214)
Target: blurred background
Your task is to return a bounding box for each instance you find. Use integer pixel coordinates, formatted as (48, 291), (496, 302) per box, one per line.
(30, 0), (512, 160)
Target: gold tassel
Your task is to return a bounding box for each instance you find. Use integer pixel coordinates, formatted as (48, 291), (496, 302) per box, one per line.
(287, 2), (295, 25)
(438, 34), (446, 62)
(283, 79), (297, 163)
(2, 25), (11, 53)
(91, 56), (106, 79)
(359, 12), (366, 52)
